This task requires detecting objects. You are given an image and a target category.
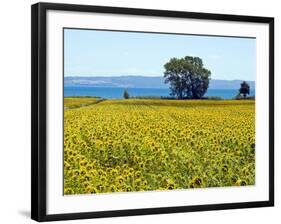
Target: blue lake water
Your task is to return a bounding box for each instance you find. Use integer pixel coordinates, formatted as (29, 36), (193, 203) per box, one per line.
(64, 86), (254, 99)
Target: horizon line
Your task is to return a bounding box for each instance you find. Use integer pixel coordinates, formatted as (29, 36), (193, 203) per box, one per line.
(64, 75), (255, 82)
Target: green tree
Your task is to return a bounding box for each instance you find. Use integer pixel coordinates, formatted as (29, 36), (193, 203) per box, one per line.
(239, 81), (250, 98)
(164, 56), (211, 99)
(123, 89), (130, 99)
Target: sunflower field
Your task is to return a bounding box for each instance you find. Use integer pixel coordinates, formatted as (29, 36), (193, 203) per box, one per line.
(64, 98), (255, 195)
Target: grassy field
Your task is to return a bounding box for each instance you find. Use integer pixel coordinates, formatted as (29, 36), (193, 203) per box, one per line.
(64, 98), (255, 195)
(64, 97), (102, 109)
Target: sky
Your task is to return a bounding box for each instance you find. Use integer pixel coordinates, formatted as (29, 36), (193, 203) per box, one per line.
(64, 28), (256, 81)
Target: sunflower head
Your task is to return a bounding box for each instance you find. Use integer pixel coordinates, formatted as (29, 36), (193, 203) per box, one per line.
(64, 188), (74, 195)
(108, 184), (117, 192)
(135, 171), (142, 179)
(116, 176), (125, 185)
(134, 178), (142, 186)
(125, 185), (132, 192)
(235, 180), (247, 186)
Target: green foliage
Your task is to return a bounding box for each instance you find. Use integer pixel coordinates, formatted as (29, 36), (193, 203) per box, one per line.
(204, 96), (223, 100)
(164, 56), (211, 99)
(123, 89), (130, 99)
(234, 95), (255, 100)
(64, 97), (102, 109)
(239, 81), (250, 98)
(131, 96), (162, 99)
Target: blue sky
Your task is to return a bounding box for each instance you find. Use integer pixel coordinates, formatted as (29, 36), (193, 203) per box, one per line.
(64, 29), (256, 81)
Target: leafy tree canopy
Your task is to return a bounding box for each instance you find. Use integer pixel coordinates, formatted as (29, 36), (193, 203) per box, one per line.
(123, 89), (130, 99)
(239, 81), (250, 98)
(164, 56), (211, 99)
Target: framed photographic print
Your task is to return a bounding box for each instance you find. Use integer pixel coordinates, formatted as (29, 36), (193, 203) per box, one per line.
(31, 2), (274, 222)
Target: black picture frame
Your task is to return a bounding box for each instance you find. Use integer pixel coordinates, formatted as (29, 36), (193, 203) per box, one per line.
(31, 2), (274, 222)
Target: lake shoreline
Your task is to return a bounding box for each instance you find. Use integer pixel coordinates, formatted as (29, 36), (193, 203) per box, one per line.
(64, 86), (255, 100)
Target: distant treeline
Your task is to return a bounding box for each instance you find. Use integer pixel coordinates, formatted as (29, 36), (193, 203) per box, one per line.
(130, 95), (255, 100)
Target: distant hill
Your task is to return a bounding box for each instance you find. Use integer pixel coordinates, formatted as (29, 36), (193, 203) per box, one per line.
(65, 76), (255, 90)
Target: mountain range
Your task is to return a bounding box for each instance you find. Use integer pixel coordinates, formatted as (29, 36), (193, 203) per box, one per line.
(65, 76), (255, 90)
